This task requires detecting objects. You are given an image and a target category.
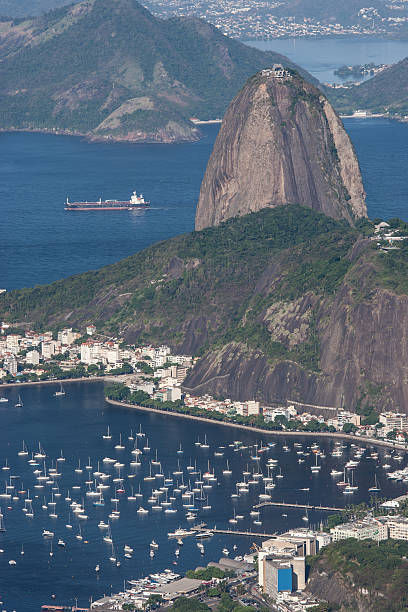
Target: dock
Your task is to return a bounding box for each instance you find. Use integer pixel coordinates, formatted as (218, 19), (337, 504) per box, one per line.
(253, 501), (344, 511)
(208, 528), (279, 538)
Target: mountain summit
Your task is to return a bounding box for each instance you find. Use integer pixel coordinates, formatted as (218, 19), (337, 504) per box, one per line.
(195, 68), (367, 229)
(0, 0), (312, 143)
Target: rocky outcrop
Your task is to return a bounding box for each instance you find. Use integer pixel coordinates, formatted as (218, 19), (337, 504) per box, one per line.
(183, 276), (408, 412)
(306, 567), (381, 612)
(195, 70), (367, 230)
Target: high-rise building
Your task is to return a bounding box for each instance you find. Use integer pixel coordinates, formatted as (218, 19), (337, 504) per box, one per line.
(4, 353), (17, 376)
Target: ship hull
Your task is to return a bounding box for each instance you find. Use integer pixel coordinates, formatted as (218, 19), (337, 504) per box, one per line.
(65, 202), (150, 211)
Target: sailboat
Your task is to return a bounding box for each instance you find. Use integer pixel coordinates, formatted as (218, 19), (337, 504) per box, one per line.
(136, 424), (145, 437)
(15, 394), (23, 408)
(54, 383), (65, 397)
(17, 441), (28, 457)
(229, 509), (238, 524)
(310, 454), (321, 473)
(201, 435), (209, 449)
(368, 474), (381, 492)
(0, 508), (5, 532)
(115, 433), (125, 450)
(102, 426), (112, 440)
(223, 460), (232, 475)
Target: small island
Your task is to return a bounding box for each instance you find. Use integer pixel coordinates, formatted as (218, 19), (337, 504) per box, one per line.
(334, 63), (388, 81)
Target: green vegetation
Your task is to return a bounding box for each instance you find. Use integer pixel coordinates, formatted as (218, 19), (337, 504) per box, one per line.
(4, 204), (408, 405)
(168, 598), (210, 612)
(0, 205), (358, 375)
(0, 0), (310, 140)
(309, 539), (408, 612)
(106, 382), (340, 435)
(325, 502), (375, 532)
(186, 567), (235, 580)
(326, 57), (408, 118)
(334, 63), (379, 79)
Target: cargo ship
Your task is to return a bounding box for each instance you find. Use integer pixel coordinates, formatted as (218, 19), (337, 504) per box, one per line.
(65, 191), (150, 210)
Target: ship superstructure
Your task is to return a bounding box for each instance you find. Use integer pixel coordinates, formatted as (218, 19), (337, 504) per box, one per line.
(65, 191), (150, 210)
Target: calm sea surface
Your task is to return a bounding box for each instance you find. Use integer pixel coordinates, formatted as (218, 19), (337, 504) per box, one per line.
(247, 37), (408, 83)
(1, 118), (408, 290)
(0, 382), (407, 611)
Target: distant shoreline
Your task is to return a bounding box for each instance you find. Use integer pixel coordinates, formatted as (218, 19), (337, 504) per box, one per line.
(0, 376), (103, 390)
(106, 398), (408, 452)
(0, 127), (203, 145)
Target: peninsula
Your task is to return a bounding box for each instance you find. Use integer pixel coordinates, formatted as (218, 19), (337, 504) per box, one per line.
(0, 0), (312, 144)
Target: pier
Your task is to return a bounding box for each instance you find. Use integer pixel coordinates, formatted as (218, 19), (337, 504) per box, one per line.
(253, 501), (344, 511)
(208, 528), (279, 538)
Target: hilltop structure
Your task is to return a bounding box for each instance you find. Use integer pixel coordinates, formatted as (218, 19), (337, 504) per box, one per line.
(195, 69), (367, 230)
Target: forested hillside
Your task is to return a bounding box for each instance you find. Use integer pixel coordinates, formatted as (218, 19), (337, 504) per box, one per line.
(0, 0), (312, 142)
(4, 205), (408, 413)
(326, 57), (408, 117)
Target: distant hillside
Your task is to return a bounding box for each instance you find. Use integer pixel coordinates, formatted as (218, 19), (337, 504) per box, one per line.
(272, 0), (402, 27)
(0, 0), (69, 17)
(326, 57), (408, 117)
(4, 205), (408, 413)
(0, 0), (313, 143)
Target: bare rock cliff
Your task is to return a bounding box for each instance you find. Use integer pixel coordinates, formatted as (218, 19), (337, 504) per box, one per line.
(195, 70), (367, 230)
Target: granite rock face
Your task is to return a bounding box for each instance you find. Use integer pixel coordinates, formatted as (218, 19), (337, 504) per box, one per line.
(195, 70), (367, 230)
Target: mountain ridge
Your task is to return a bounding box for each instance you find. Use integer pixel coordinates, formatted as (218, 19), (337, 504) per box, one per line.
(0, 0), (315, 143)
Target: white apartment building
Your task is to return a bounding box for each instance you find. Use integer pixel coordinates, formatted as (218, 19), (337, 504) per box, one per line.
(4, 353), (17, 376)
(26, 350), (40, 365)
(384, 517), (408, 540)
(327, 411), (361, 431)
(41, 340), (61, 359)
(235, 401), (260, 416)
(81, 341), (120, 365)
(379, 411), (408, 432)
(6, 335), (21, 354)
(57, 328), (79, 345)
(331, 518), (388, 542)
(263, 405), (298, 422)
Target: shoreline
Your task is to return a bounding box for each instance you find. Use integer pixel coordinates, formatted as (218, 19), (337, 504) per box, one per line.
(106, 398), (408, 452)
(0, 376), (104, 389)
(3, 378), (406, 453)
(0, 126), (203, 146)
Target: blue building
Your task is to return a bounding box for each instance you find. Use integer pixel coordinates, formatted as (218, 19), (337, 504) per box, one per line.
(264, 559), (293, 599)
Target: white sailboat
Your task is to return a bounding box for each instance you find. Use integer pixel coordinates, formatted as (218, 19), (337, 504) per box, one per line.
(54, 384), (65, 397)
(102, 426), (112, 440)
(15, 394), (23, 408)
(368, 474), (381, 492)
(223, 460), (232, 475)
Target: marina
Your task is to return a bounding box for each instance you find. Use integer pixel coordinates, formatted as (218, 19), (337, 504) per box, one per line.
(0, 382), (407, 610)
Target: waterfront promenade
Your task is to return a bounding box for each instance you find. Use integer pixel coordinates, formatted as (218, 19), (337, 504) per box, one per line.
(0, 375), (103, 389)
(105, 398), (408, 452)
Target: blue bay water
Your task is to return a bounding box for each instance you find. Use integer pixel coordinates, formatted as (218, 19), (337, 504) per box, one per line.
(247, 37), (408, 84)
(0, 382), (406, 611)
(0, 127), (219, 290)
(1, 118), (408, 290)
(1, 119), (408, 290)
